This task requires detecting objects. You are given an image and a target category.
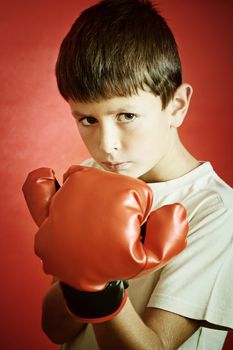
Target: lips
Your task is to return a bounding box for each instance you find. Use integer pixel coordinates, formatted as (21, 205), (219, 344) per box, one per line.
(101, 161), (130, 170)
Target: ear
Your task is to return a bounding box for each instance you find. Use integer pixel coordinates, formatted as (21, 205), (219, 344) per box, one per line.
(168, 83), (193, 128)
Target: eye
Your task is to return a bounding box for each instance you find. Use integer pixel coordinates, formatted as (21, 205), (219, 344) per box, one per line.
(78, 116), (97, 126)
(117, 113), (137, 123)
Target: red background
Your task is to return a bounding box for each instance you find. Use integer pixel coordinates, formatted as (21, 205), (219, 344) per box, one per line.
(0, 1), (232, 349)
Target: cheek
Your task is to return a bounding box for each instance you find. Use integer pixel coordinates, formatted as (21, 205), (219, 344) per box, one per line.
(77, 123), (91, 141)
(131, 120), (170, 154)
(78, 128), (96, 151)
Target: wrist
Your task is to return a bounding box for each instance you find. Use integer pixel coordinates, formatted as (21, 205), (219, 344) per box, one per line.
(60, 280), (129, 323)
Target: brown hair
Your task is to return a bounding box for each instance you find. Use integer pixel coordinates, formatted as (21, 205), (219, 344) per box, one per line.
(55, 0), (182, 109)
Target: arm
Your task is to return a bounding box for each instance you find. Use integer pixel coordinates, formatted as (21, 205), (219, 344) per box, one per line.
(41, 282), (199, 348)
(22, 169), (86, 343)
(22, 166), (190, 346)
(41, 280), (86, 344)
(93, 298), (200, 350)
(41, 281), (229, 347)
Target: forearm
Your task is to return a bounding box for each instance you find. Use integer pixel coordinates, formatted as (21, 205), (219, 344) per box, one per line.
(93, 298), (164, 350)
(41, 280), (86, 344)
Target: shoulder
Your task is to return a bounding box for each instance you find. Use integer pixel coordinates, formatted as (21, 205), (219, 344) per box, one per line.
(168, 163), (233, 235)
(149, 162), (233, 236)
(143, 164), (233, 330)
(181, 162), (233, 210)
(209, 169), (233, 209)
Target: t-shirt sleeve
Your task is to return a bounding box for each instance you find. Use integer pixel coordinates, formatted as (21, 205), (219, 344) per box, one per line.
(147, 200), (233, 329)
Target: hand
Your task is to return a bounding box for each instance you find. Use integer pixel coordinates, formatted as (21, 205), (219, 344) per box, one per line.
(33, 165), (188, 323)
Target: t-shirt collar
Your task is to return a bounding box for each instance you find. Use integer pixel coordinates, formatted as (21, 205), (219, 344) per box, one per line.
(147, 161), (213, 194)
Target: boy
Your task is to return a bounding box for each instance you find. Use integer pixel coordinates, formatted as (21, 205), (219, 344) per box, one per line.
(28, 0), (233, 349)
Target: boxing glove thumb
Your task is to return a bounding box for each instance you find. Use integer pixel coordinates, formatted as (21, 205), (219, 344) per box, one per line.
(22, 167), (60, 226)
(141, 203), (188, 273)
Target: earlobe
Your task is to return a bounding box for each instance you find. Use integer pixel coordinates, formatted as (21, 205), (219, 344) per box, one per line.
(170, 83), (193, 128)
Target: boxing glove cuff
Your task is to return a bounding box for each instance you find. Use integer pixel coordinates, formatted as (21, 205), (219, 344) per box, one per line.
(60, 280), (128, 324)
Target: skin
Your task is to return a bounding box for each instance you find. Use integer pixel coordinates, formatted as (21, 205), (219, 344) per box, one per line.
(42, 85), (222, 348)
(69, 84), (199, 183)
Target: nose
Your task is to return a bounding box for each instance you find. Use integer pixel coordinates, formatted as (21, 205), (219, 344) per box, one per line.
(98, 123), (121, 154)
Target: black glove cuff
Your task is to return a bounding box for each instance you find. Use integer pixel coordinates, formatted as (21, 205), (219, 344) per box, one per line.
(60, 280), (128, 321)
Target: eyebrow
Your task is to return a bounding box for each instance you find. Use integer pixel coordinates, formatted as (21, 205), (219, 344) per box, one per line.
(71, 105), (137, 118)
(72, 111), (91, 118)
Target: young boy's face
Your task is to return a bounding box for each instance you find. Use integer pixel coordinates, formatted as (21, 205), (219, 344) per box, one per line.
(69, 90), (175, 182)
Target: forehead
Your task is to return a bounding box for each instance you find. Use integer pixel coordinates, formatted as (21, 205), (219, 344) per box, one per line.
(68, 90), (162, 117)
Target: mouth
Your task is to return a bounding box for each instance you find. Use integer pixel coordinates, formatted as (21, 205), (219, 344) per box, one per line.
(101, 161), (131, 170)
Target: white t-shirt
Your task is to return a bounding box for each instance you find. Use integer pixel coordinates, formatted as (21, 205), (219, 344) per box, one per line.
(61, 160), (233, 350)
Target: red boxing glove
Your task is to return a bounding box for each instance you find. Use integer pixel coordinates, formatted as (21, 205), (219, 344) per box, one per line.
(22, 167), (60, 226)
(33, 165), (188, 322)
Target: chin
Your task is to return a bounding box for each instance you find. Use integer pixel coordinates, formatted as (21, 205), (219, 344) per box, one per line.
(122, 169), (146, 179)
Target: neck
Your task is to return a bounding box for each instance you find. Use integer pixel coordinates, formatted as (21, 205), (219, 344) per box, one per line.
(140, 130), (200, 183)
